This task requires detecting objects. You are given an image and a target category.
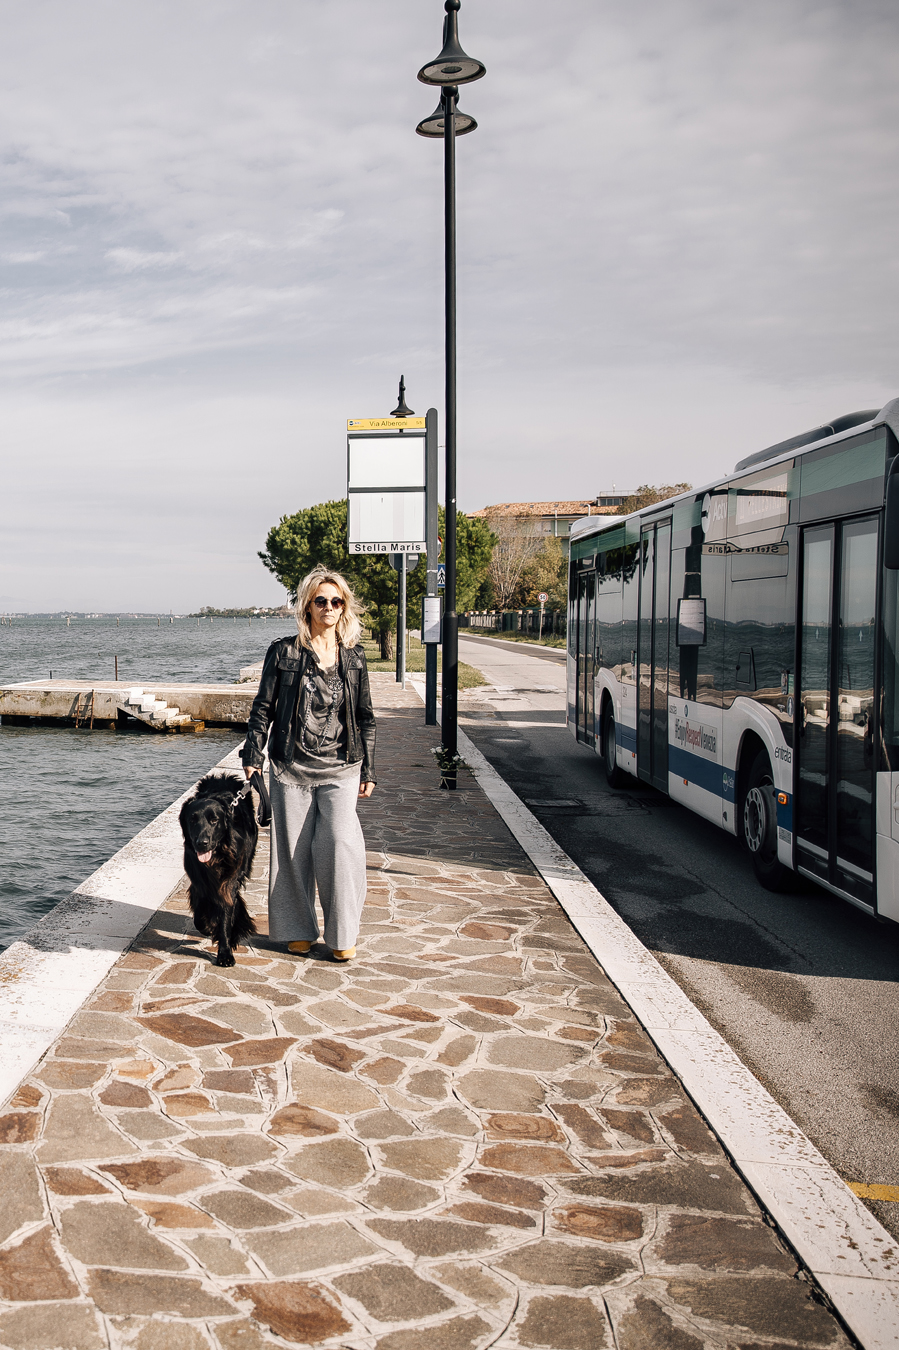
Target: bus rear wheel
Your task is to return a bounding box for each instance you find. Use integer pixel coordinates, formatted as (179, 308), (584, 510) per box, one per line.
(602, 706), (624, 788)
(741, 752), (789, 891)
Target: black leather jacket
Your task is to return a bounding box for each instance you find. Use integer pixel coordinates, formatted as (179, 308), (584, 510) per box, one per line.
(241, 637), (376, 782)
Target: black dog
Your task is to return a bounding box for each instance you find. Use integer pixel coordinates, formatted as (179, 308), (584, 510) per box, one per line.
(179, 773), (258, 967)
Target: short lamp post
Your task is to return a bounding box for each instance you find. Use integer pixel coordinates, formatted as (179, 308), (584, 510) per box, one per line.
(416, 0), (485, 789)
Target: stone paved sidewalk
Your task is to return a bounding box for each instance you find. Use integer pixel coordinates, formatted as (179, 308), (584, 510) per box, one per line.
(0, 678), (852, 1350)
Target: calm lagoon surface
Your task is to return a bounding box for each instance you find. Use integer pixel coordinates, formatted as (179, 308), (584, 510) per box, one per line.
(0, 616), (284, 949)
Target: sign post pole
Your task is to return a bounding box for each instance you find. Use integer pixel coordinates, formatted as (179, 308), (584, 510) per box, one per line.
(396, 554), (406, 686)
(424, 407), (439, 724)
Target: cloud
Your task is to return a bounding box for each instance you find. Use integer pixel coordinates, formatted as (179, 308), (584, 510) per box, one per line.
(0, 0), (896, 609)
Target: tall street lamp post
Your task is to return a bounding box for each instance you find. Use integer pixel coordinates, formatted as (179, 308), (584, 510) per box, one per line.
(416, 0), (485, 788)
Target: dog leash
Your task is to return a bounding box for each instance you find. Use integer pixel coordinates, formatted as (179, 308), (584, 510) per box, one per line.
(228, 771), (272, 827)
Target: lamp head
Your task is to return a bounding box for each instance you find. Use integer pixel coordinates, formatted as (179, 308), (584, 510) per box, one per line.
(390, 376), (415, 419)
(416, 88), (478, 138)
(418, 0), (486, 87)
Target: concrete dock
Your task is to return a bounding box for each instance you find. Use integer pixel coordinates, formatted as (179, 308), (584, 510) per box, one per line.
(0, 681), (256, 730)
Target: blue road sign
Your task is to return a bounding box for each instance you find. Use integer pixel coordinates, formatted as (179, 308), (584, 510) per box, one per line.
(437, 564), (446, 589)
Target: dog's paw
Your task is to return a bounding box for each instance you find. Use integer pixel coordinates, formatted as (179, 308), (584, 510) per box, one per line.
(214, 950), (236, 968)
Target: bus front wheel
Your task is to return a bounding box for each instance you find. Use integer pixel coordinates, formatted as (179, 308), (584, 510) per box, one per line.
(602, 706), (625, 788)
(741, 753), (789, 891)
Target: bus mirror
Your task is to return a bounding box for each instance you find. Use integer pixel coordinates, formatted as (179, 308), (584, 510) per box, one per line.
(885, 472), (899, 569)
(677, 597), (706, 646)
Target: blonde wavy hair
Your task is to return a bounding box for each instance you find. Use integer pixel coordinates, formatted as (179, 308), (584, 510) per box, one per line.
(294, 568), (365, 650)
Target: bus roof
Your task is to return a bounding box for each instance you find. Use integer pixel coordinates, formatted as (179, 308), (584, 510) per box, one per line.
(569, 395), (899, 545)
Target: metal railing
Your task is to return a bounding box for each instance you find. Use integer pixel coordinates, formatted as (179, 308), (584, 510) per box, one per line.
(460, 608), (567, 639)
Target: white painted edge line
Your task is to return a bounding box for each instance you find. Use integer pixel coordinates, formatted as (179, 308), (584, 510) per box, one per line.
(404, 702), (899, 1350)
(0, 745), (243, 1111)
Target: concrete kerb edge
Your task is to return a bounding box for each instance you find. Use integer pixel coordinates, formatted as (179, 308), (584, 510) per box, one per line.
(421, 708), (899, 1350)
(0, 745), (245, 1111)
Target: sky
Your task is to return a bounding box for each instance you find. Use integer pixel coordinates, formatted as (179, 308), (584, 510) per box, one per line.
(1, 0), (897, 611)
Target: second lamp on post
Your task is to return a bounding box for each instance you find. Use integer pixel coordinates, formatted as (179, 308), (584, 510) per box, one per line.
(416, 0), (485, 790)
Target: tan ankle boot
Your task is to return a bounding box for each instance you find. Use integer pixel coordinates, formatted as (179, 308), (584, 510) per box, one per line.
(288, 941), (313, 954)
(330, 947), (356, 962)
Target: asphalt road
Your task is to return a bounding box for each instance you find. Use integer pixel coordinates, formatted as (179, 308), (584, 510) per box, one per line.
(458, 633), (899, 1239)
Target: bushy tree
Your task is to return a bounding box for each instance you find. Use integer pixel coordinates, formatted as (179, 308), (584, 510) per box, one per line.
(619, 483), (692, 514)
(259, 500), (494, 659)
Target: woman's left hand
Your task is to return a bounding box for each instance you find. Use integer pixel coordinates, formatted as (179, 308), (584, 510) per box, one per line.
(359, 781), (375, 798)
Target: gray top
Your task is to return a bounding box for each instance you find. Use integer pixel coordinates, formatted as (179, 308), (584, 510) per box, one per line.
(271, 657), (357, 787)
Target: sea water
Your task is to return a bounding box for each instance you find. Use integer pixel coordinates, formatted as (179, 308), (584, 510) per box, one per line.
(0, 615), (287, 949)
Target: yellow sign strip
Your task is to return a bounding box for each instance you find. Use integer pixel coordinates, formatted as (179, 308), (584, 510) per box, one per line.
(848, 1182), (899, 1202)
(347, 418), (426, 431)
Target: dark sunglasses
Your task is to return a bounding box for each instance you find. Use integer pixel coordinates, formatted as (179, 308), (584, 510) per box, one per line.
(313, 596), (345, 610)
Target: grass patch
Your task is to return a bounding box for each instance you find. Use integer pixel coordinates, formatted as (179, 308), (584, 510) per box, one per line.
(460, 628), (567, 650)
(362, 637), (485, 688)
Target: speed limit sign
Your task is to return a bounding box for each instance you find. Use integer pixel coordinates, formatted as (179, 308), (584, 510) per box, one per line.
(538, 592), (549, 603)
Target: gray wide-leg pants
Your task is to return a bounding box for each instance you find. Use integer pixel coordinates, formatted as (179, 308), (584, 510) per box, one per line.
(268, 770), (367, 950)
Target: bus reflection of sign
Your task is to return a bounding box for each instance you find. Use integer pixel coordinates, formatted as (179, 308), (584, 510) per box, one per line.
(677, 597), (707, 646)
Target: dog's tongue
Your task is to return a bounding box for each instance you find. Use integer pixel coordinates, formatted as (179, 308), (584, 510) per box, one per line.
(196, 850), (213, 864)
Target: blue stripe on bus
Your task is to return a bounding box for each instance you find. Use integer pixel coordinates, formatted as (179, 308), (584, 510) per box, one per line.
(668, 746), (736, 802)
(618, 722), (637, 752)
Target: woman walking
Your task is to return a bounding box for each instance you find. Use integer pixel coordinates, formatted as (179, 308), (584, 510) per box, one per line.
(241, 568), (376, 962)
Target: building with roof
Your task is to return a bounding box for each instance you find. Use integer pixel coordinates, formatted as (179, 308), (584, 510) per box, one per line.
(469, 494), (633, 556)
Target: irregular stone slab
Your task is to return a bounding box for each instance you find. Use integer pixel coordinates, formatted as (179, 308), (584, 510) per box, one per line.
(444, 1202), (535, 1230)
(100, 1157), (214, 1195)
(554, 1103), (611, 1150)
(367, 1217), (495, 1257)
(203, 1069), (256, 1094)
(242, 1168), (293, 1194)
(377, 1138), (464, 1181)
(614, 1078), (682, 1107)
(333, 1262), (455, 1321)
(457, 1070), (544, 1113)
(213, 1318), (274, 1350)
(38, 1061), (105, 1090)
(486, 1037), (582, 1073)
(59, 1201), (189, 1270)
(432, 1263), (511, 1307)
(552, 1203), (643, 1243)
(656, 1104), (720, 1155)
(55, 1037), (132, 1060)
(233, 1280), (352, 1343)
(486, 1113), (566, 1143)
(427, 1107), (480, 1138)
(436, 1037), (478, 1068)
(374, 1314), (492, 1350)
(116, 1112), (184, 1141)
(599, 1050), (664, 1075)
(654, 1214), (795, 1273)
(285, 1138), (371, 1188)
(564, 1162), (752, 1215)
(268, 1104), (339, 1138)
(43, 1168), (110, 1197)
(183, 1134), (277, 1167)
(225, 1037), (296, 1066)
(0, 1154), (44, 1244)
(611, 1293), (704, 1350)
(87, 1270), (235, 1317)
(244, 1220), (379, 1276)
(302, 1038), (366, 1073)
(186, 1235), (251, 1276)
(0, 1112), (39, 1143)
(69, 1012), (136, 1042)
(601, 1109), (655, 1144)
(363, 1177), (440, 1212)
(203, 1001), (272, 1035)
(37, 1095), (138, 1163)
(384, 1004), (440, 1023)
(495, 1240), (637, 1289)
(0, 1302), (104, 1350)
(306, 999), (377, 1030)
(587, 1150), (670, 1170)
(201, 1190), (294, 1229)
(0, 1225), (79, 1301)
(461, 1172), (546, 1210)
(361, 1056), (405, 1084)
(666, 1277), (840, 1343)
(478, 1144), (580, 1176)
(133, 1322), (211, 1350)
(135, 1013), (240, 1046)
(132, 1200), (215, 1229)
(407, 1069), (449, 1100)
(98, 1081), (152, 1109)
(355, 1110), (417, 1140)
(291, 1061), (379, 1115)
(459, 996), (519, 1017)
(162, 1091), (213, 1117)
(460, 923), (514, 941)
(517, 1293), (610, 1349)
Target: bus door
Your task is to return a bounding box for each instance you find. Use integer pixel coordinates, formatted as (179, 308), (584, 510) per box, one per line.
(796, 516), (878, 906)
(637, 519), (672, 790)
(576, 570), (596, 745)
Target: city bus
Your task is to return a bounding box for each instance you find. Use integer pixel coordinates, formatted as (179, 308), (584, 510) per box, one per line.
(567, 398), (899, 920)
